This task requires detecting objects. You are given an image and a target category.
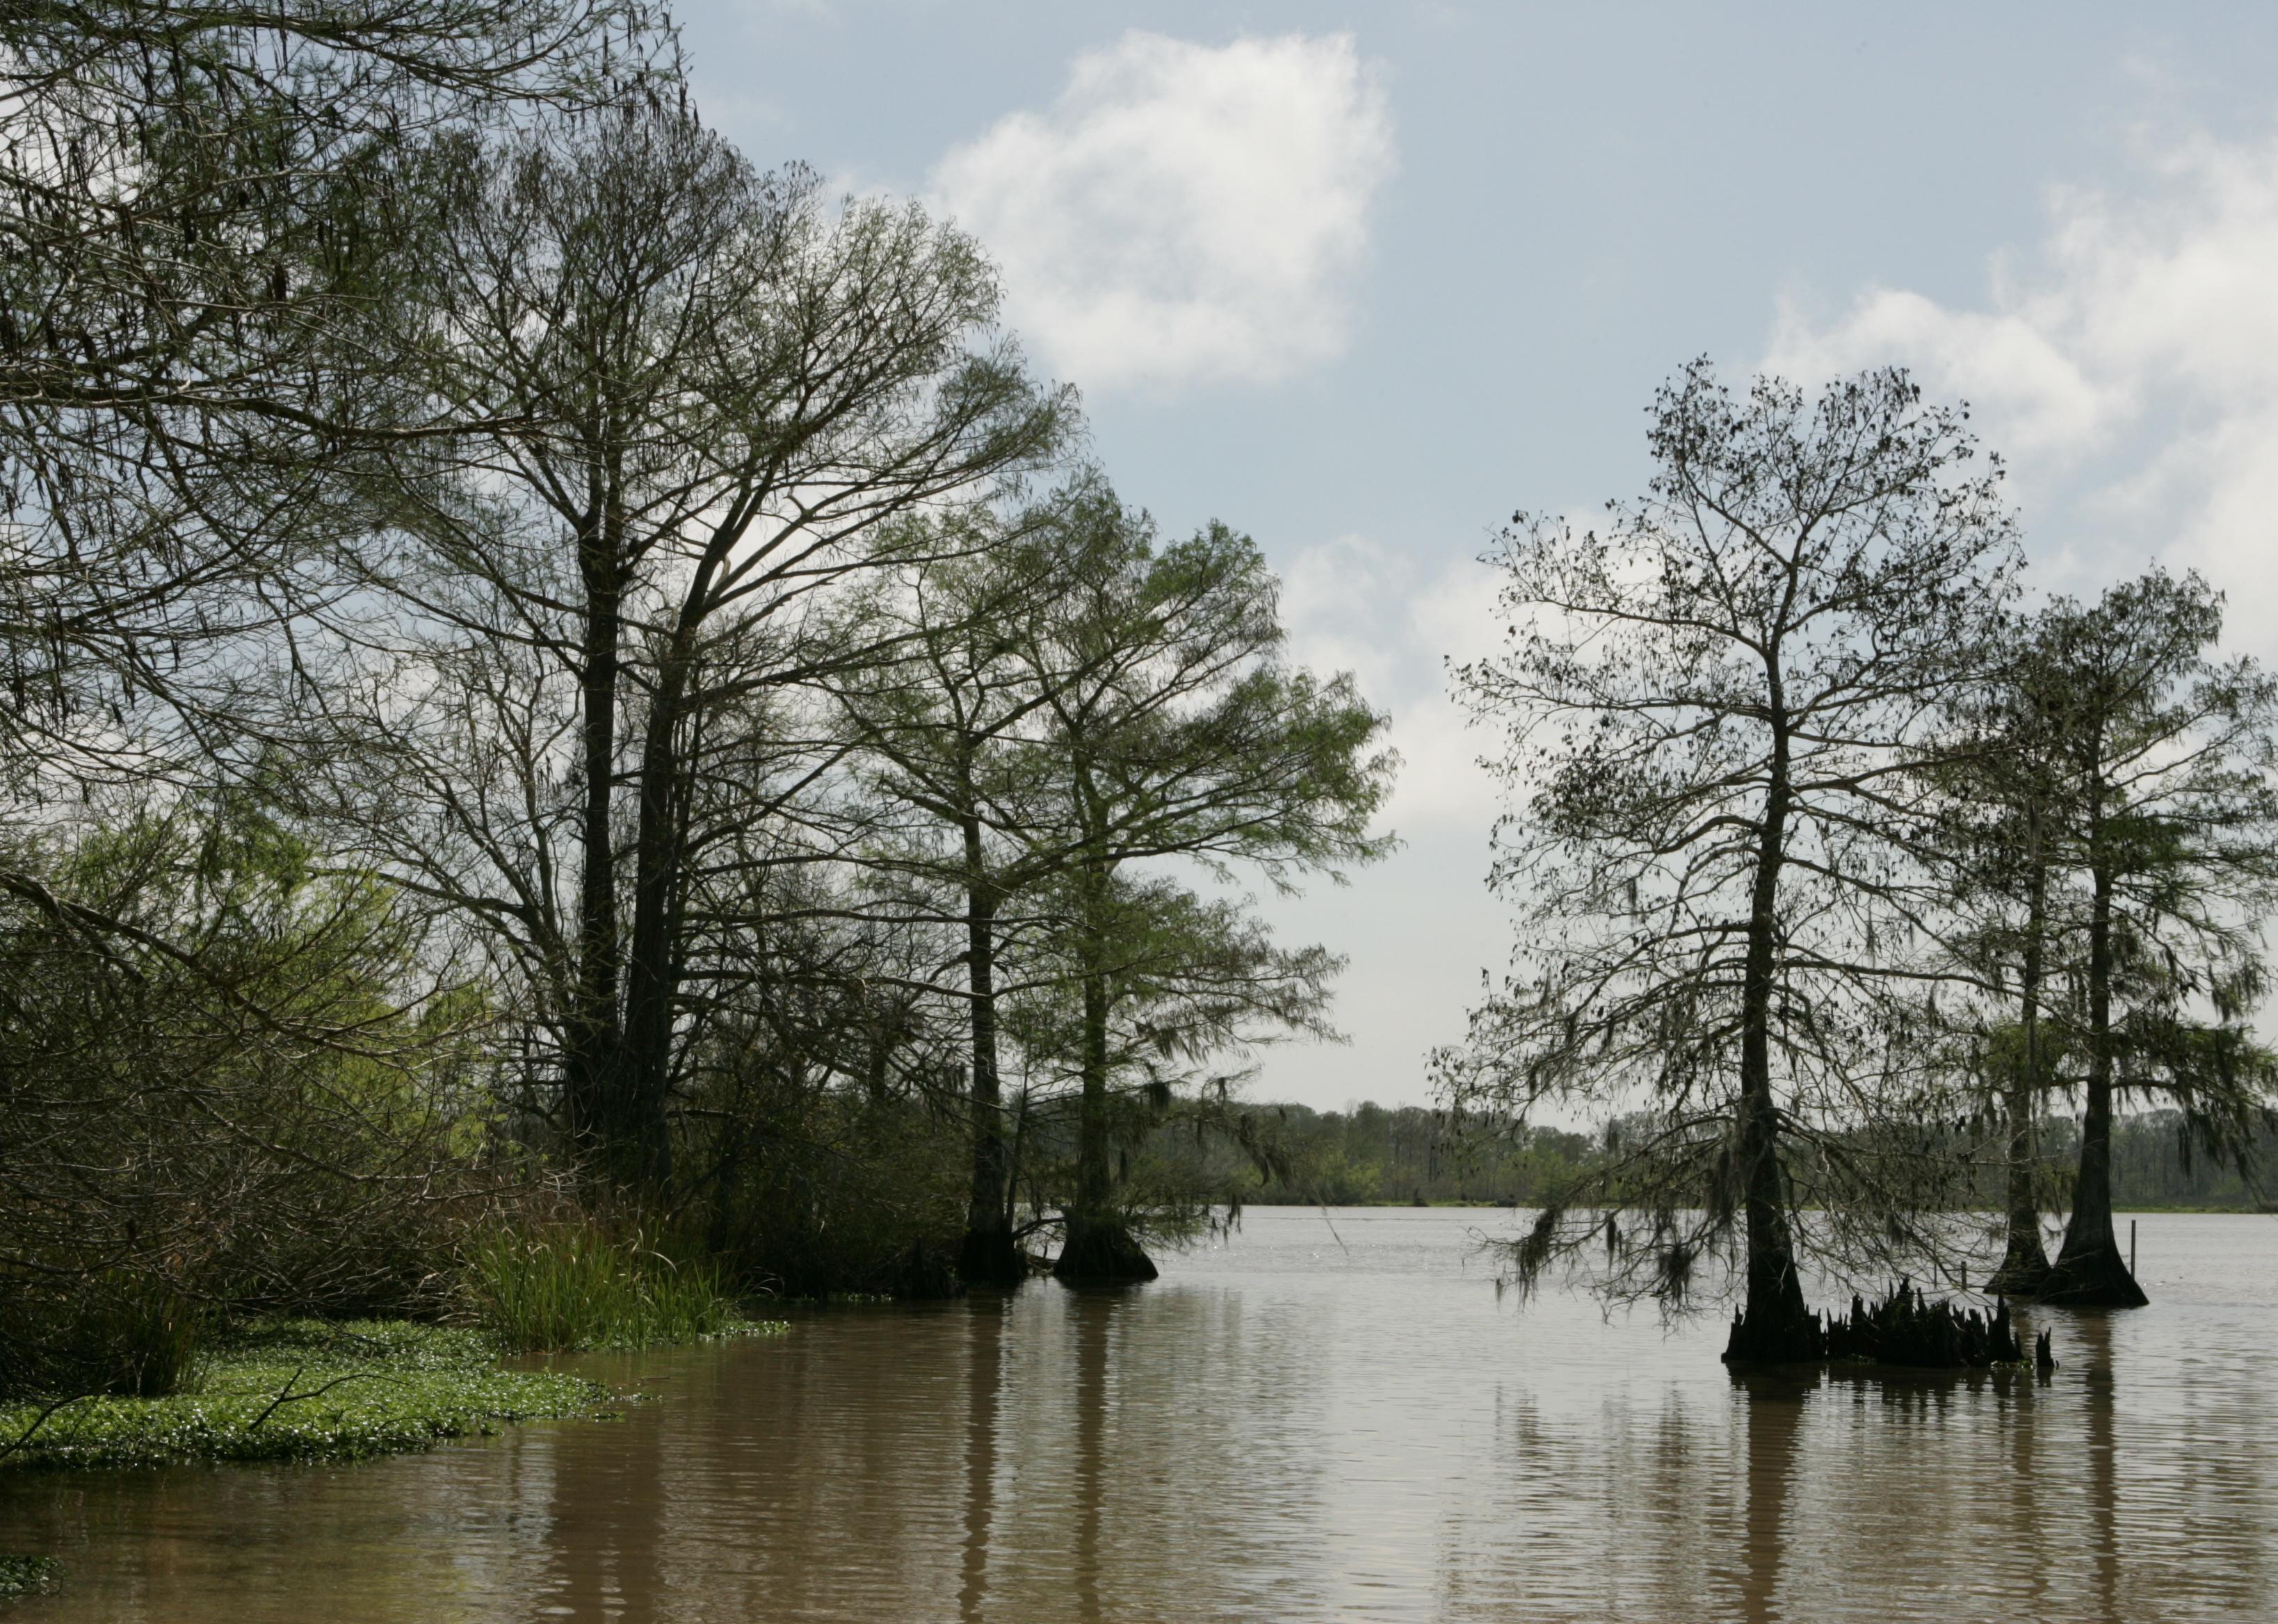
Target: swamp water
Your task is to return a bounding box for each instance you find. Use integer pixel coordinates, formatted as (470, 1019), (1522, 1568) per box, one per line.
(3, 1207), (2276, 1623)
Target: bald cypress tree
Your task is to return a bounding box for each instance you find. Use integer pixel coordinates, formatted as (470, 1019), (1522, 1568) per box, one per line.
(1005, 496), (1394, 1282)
(1440, 363), (2020, 1361)
(1930, 650), (2075, 1296)
(2012, 572), (2278, 1306)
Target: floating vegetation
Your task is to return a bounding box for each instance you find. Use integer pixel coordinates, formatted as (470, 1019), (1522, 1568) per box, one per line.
(0, 1555), (61, 1599)
(0, 1320), (604, 1473)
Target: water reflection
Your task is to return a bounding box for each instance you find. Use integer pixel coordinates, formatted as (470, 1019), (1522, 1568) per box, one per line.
(2076, 1310), (2121, 1622)
(1728, 1371), (1807, 1624)
(4, 1211), (2277, 1623)
(958, 1297), (1002, 1624)
(1069, 1292), (1110, 1624)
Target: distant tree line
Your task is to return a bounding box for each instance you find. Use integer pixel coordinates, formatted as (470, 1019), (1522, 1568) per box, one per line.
(1156, 1103), (2276, 1212)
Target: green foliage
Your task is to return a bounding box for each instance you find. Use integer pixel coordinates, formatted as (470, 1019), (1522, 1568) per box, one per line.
(1293, 1148), (1384, 1207)
(0, 1273), (203, 1401)
(0, 1321), (603, 1473)
(1, 788), (481, 1399)
(687, 1072), (973, 1299)
(0, 1555), (61, 1598)
(460, 1225), (759, 1351)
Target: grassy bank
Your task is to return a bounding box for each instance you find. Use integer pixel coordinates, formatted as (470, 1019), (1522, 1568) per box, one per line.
(1, 1313), (792, 1474)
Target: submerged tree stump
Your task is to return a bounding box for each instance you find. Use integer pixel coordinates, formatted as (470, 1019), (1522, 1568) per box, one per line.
(1721, 1294), (1823, 1365)
(1723, 1281), (2053, 1370)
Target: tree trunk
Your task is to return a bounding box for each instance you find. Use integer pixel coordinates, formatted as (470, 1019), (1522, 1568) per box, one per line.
(1074, 953), (1110, 1213)
(1723, 690), (1813, 1363)
(1056, 863), (1155, 1284)
(959, 847), (1024, 1286)
(567, 512), (624, 1160)
(2049, 859), (2147, 1306)
(617, 638), (693, 1192)
(1991, 815), (2055, 1294)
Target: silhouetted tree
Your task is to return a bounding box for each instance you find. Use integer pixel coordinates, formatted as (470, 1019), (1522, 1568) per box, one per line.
(831, 491), (1093, 1285)
(2014, 572), (2278, 1304)
(1439, 363), (2019, 1361)
(298, 107), (1067, 1187)
(1928, 642), (2078, 1294)
(1, 0), (649, 796)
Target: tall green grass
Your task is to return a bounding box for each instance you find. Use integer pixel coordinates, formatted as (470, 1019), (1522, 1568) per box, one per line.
(461, 1225), (745, 1352)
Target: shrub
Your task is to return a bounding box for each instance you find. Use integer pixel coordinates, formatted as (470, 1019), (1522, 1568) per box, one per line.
(0, 1272), (202, 1401)
(690, 1088), (970, 1299)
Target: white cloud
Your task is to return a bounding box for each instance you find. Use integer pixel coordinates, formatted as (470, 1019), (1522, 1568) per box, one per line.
(1252, 535), (1512, 1109)
(931, 31), (1395, 393)
(1764, 131), (2278, 643)
(1769, 289), (2124, 460)
(1279, 534), (1503, 825)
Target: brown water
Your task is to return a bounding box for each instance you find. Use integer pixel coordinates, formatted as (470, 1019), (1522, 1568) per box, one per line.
(3, 1208), (2275, 1623)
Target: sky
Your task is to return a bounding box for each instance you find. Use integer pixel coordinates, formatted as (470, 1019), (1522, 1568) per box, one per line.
(674, 1), (2278, 1110)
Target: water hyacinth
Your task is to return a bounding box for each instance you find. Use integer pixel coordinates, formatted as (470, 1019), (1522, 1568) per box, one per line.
(0, 1321), (604, 1473)
(0, 1555), (62, 1598)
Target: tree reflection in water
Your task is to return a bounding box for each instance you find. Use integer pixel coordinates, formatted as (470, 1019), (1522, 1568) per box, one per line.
(6, 1211), (2278, 1623)
(1728, 1369), (1807, 1623)
(2075, 1310), (2121, 1621)
(960, 1295), (1005, 1624)
(1072, 1288), (1117, 1624)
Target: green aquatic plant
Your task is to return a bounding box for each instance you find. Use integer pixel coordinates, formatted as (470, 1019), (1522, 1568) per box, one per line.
(460, 1225), (761, 1351)
(0, 1555), (62, 1598)
(0, 1320), (601, 1472)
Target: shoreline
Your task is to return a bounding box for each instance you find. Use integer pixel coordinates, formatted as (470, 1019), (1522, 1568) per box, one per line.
(0, 1317), (784, 1476)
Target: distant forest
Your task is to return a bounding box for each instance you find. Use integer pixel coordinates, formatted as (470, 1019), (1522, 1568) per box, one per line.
(1166, 1104), (2278, 1212)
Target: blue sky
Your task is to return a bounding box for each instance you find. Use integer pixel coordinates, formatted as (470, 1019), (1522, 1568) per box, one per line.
(678, 2), (2278, 1107)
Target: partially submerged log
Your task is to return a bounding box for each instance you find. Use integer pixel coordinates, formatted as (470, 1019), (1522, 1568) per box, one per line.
(1723, 1280), (2053, 1370)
